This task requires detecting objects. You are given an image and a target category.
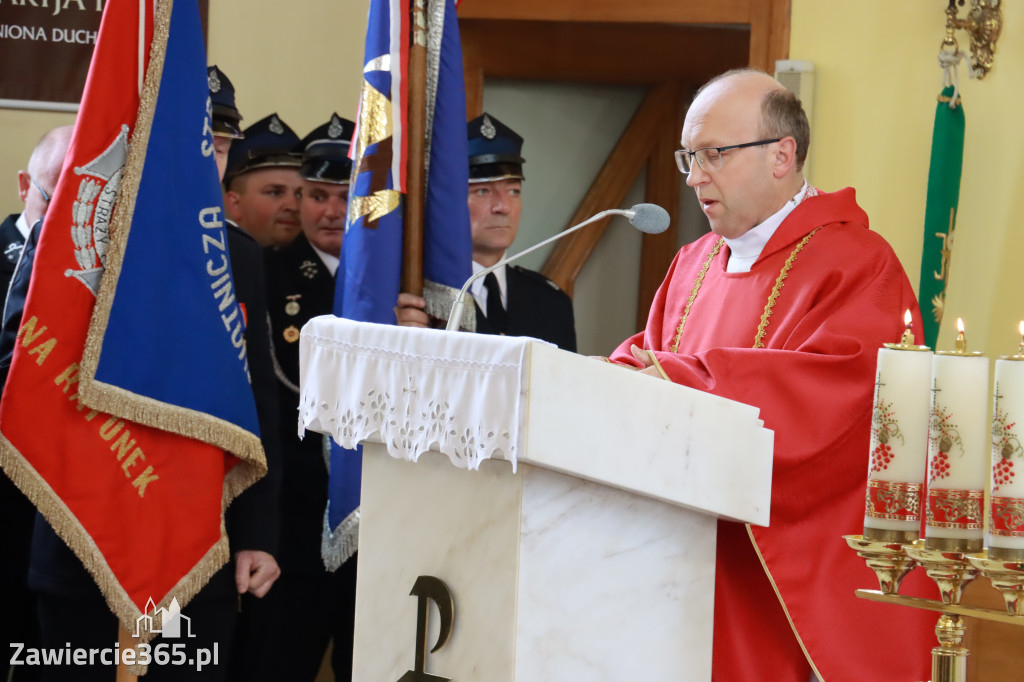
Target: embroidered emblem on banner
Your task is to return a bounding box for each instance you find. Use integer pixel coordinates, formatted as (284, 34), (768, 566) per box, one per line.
(65, 124), (130, 296)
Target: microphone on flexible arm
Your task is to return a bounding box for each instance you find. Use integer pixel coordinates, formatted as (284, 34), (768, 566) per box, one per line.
(445, 203), (671, 332)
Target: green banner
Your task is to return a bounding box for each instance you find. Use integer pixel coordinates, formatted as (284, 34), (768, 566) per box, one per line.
(918, 85), (965, 348)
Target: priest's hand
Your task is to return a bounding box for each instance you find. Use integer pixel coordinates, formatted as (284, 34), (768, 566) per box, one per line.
(629, 344), (667, 379)
(235, 550), (281, 598)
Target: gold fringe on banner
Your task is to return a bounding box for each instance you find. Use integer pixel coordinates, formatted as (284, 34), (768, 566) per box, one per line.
(75, 0), (266, 486)
(0, 430), (232, 646)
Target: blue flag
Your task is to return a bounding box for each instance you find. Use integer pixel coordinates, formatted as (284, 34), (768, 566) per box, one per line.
(80, 0), (264, 476)
(323, 0), (472, 570)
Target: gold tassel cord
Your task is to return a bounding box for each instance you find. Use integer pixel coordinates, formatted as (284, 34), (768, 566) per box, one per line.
(670, 228), (822, 352)
(669, 238), (723, 353)
(753, 228), (821, 349)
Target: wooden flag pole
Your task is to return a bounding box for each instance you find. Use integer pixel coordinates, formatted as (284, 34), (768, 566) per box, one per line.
(116, 624), (138, 682)
(402, 0), (428, 296)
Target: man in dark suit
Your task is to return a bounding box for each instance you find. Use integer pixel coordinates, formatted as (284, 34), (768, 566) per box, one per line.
(253, 114), (357, 682)
(396, 113), (577, 350)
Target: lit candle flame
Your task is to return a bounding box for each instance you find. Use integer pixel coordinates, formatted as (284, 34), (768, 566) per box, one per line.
(898, 309), (915, 346)
(1019, 320), (1024, 355)
(955, 317), (966, 352)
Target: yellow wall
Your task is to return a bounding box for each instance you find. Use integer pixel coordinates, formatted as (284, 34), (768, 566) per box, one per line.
(792, 0), (1024, 356)
(205, 0), (367, 140)
(0, 0), (367, 218)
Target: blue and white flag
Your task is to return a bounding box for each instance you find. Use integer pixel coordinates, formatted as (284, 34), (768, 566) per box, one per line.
(79, 0), (264, 485)
(323, 0), (472, 570)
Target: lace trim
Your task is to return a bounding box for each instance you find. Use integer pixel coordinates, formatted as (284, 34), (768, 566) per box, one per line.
(299, 376), (517, 470)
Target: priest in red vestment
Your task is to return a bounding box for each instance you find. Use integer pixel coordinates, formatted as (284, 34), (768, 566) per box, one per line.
(609, 69), (935, 681)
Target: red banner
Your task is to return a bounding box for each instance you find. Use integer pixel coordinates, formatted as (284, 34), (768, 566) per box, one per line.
(0, 0), (234, 638)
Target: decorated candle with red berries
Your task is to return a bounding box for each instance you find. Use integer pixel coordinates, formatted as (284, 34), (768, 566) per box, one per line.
(863, 332), (932, 543)
(988, 352), (1024, 559)
(925, 319), (989, 552)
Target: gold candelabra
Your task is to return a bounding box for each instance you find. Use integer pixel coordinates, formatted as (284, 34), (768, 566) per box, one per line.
(844, 535), (1024, 682)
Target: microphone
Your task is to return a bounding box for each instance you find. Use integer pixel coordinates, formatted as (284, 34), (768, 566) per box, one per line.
(445, 203), (670, 331)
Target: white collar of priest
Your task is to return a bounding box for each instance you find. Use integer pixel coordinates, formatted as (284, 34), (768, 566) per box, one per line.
(470, 256), (508, 312)
(723, 181), (810, 274)
(310, 242), (339, 277)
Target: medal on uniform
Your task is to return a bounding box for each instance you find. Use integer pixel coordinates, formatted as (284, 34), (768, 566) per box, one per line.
(283, 325), (300, 343)
(285, 294), (301, 316)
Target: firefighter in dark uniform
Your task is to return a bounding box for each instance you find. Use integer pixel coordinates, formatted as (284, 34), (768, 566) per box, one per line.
(396, 112), (577, 351)
(251, 114), (358, 681)
(223, 113), (303, 248)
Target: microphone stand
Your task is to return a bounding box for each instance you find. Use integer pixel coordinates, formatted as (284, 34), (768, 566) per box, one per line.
(445, 209), (628, 331)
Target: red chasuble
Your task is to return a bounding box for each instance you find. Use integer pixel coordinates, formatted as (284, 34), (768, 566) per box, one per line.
(611, 188), (935, 681)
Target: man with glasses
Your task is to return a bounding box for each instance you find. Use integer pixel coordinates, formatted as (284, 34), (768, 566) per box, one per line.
(1, 126), (73, 297)
(607, 69), (932, 680)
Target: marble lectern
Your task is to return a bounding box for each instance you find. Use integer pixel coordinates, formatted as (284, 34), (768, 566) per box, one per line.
(298, 317), (774, 682)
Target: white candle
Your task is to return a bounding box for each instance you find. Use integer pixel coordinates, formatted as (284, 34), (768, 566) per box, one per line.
(988, 336), (1024, 559)
(863, 316), (932, 542)
(925, 320), (989, 552)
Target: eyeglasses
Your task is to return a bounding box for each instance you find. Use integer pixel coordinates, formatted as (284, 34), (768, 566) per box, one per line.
(30, 176), (51, 203)
(674, 138), (781, 175)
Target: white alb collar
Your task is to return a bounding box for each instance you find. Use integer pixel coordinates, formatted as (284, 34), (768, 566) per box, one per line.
(723, 181), (810, 273)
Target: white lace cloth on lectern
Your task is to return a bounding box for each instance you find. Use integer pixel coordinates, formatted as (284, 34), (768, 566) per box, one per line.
(298, 316), (532, 471)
